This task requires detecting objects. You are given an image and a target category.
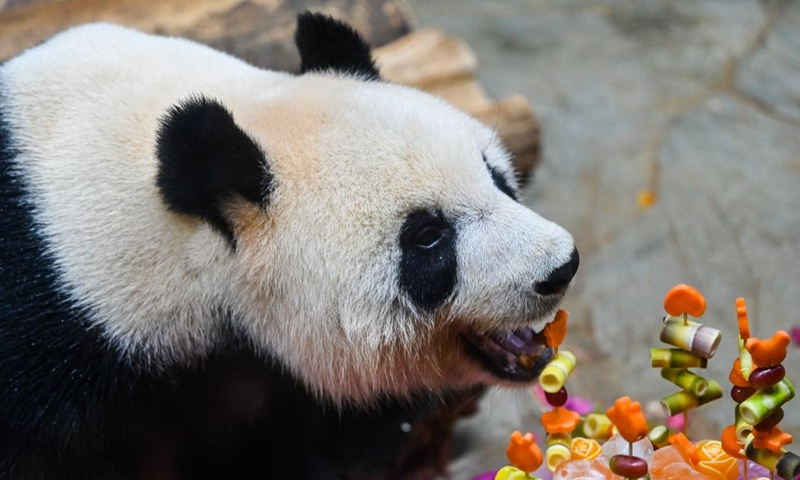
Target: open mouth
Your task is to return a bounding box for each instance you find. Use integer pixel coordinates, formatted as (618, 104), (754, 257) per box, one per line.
(461, 323), (554, 383)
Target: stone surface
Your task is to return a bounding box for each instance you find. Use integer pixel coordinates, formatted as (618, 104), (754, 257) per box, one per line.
(735, 0), (800, 123)
(407, 1), (800, 478)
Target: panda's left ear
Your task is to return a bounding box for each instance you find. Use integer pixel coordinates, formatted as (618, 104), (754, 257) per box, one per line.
(156, 96), (273, 247)
(295, 11), (381, 80)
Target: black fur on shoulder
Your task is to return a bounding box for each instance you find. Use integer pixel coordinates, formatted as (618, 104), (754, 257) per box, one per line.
(0, 88), (156, 479)
(295, 11), (381, 80)
(156, 96), (273, 246)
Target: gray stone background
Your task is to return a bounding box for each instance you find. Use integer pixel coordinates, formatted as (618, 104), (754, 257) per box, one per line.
(406, 0), (800, 477)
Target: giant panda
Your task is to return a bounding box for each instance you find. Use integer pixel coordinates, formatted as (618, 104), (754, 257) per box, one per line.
(0, 12), (579, 480)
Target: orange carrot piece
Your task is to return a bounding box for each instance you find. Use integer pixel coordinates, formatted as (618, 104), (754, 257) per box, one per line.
(664, 284), (707, 318)
(721, 424), (745, 459)
(606, 396), (648, 443)
(507, 430), (544, 473)
(669, 432), (700, 465)
(736, 297), (750, 339)
(729, 358), (750, 388)
(544, 310), (569, 348)
(753, 426), (793, 453)
(540, 407), (581, 435)
(747, 331), (791, 368)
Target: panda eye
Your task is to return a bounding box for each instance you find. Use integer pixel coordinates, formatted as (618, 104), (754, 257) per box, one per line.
(399, 210), (454, 253)
(399, 209), (458, 310)
(414, 226), (445, 250)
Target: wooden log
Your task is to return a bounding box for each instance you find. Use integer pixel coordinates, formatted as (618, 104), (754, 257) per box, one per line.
(375, 29), (540, 177)
(0, 0), (539, 176)
(0, 0), (412, 71)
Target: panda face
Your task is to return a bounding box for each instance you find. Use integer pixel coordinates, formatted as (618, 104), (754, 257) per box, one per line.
(217, 72), (576, 401)
(144, 14), (578, 402)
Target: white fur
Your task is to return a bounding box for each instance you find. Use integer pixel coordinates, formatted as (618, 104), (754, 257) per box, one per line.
(1, 24), (574, 401)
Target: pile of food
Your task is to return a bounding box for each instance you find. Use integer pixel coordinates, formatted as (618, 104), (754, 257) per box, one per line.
(474, 285), (799, 480)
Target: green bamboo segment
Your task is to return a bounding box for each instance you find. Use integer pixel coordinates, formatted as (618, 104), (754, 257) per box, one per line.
(661, 368), (709, 397)
(777, 451), (800, 480)
(661, 391), (697, 416)
(650, 348), (708, 369)
(660, 316), (722, 359)
(583, 413), (613, 440)
(701, 380), (723, 403)
(539, 350), (576, 394)
(739, 378), (795, 425)
(738, 337), (754, 380)
(735, 409), (752, 443)
(744, 437), (800, 478)
(545, 432), (571, 449)
(545, 433), (572, 472)
(648, 425), (670, 449)
(661, 380), (722, 417)
(745, 441), (782, 471)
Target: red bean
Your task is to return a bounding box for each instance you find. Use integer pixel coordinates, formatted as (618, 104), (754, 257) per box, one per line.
(731, 385), (756, 403)
(545, 387), (568, 407)
(754, 408), (785, 432)
(609, 454), (648, 478)
(749, 365), (785, 390)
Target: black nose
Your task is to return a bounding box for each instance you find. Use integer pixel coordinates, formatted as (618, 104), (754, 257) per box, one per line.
(535, 247), (580, 296)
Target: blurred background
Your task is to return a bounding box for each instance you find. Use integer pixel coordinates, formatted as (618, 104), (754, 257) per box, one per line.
(2, 0), (799, 478)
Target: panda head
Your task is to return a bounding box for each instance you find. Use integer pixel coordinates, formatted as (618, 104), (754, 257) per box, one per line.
(156, 13), (578, 403)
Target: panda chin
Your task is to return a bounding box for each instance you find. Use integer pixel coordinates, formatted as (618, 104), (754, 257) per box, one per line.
(461, 325), (554, 383)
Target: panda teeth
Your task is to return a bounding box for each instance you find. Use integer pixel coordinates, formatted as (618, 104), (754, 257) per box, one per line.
(531, 310), (562, 334)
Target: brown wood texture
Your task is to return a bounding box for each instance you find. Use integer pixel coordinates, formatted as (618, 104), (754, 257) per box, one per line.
(0, 0), (539, 176)
(0, 0), (412, 69)
(375, 29), (540, 177)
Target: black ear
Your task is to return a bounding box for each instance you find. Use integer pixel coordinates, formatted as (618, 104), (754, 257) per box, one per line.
(156, 96), (273, 246)
(295, 11), (381, 80)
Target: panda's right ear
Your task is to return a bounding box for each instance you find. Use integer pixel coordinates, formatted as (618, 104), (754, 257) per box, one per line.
(156, 96), (274, 247)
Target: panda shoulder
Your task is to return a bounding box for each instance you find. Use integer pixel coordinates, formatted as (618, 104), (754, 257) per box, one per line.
(46, 23), (214, 55)
(49, 22), (143, 43)
(20, 23), (153, 60)
(6, 23), (227, 72)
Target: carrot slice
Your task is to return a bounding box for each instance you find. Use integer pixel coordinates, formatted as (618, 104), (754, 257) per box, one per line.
(506, 430), (544, 473)
(606, 396), (648, 443)
(747, 331), (791, 368)
(753, 426), (793, 453)
(544, 310), (569, 348)
(669, 432), (699, 465)
(721, 424), (745, 459)
(729, 358), (750, 388)
(664, 284), (706, 318)
(736, 297), (750, 339)
(540, 407), (580, 435)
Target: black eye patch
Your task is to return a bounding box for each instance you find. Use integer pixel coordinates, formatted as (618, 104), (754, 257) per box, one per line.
(483, 156), (518, 201)
(398, 210), (457, 312)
